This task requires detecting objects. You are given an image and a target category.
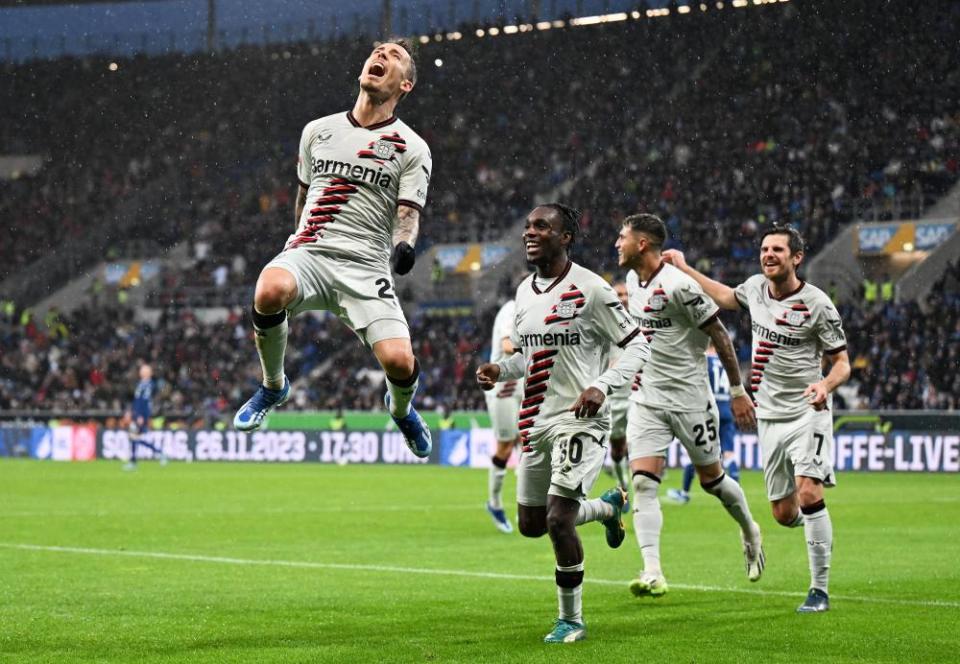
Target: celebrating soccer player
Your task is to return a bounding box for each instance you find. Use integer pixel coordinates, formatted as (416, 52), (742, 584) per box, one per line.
(616, 214), (763, 599)
(476, 204), (650, 643)
(233, 40), (433, 458)
(664, 225), (850, 613)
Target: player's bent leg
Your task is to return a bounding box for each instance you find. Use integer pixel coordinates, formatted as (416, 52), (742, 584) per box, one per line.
(544, 495), (586, 643)
(374, 336), (431, 458)
(796, 476), (832, 608)
(517, 504), (548, 538)
(771, 493), (804, 528)
(629, 457), (667, 597)
(697, 462), (764, 582)
(235, 267), (297, 432)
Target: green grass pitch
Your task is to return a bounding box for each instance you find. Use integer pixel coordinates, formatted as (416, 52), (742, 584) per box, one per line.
(1, 459), (958, 662)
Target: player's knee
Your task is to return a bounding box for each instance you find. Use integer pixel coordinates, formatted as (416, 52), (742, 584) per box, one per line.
(632, 471), (660, 502)
(254, 277), (296, 313)
(380, 348), (416, 379)
(518, 512), (547, 538)
(545, 510), (575, 539)
(796, 485), (822, 508)
(772, 504), (800, 527)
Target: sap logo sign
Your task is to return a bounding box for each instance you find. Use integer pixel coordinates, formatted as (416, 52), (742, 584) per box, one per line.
(915, 223), (955, 251)
(859, 226), (897, 252)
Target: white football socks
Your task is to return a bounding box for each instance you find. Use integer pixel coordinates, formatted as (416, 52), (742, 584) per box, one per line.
(252, 308), (287, 390)
(575, 497), (615, 525)
(701, 472), (758, 538)
(632, 473), (663, 575)
(803, 503), (833, 592)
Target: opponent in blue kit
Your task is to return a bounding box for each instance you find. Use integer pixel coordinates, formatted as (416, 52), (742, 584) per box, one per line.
(123, 364), (167, 470)
(668, 342), (740, 503)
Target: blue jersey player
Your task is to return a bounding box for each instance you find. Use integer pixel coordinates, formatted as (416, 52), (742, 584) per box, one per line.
(123, 364), (167, 470)
(668, 343), (741, 503)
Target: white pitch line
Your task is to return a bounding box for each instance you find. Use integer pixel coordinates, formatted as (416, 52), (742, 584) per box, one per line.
(1, 542), (958, 610)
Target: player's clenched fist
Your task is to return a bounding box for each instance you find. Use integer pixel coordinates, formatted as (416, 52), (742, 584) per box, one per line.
(661, 248), (688, 271)
(569, 386), (606, 419)
(475, 363), (501, 391)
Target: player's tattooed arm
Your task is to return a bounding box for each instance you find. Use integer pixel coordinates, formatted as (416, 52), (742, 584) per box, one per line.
(703, 318), (757, 430)
(294, 184), (308, 231)
(391, 205), (420, 274)
(394, 204), (421, 247)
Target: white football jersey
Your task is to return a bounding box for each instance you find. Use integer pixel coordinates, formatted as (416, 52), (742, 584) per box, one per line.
(626, 262), (720, 411)
(734, 275), (847, 420)
(290, 111), (432, 267)
(510, 262), (643, 445)
(490, 299), (522, 400)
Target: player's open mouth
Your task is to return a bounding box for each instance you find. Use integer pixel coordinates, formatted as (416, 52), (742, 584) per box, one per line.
(368, 62), (386, 78)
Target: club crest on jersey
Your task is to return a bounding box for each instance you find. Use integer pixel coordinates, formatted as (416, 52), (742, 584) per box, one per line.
(556, 301), (577, 318)
(785, 310), (806, 326)
(373, 139), (397, 160)
(644, 289), (669, 313)
(545, 285), (586, 325)
(776, 303), (811, 327)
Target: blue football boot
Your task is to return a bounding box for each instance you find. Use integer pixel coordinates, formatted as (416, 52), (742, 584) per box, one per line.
(796, 588), (830, 613)
(599, 487), (628, 548)
(384, 393), (432, 458)
(233, 376), (290, 432)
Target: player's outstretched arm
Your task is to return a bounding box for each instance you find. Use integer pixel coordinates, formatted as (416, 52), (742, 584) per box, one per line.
(294, 184), (308, 231)
(391, 204), (420, 275)
(477, 351), (525, 390)
(703, 318), (757, 431)
(662, 249), (739, 310)
(803, 349), (851, 411)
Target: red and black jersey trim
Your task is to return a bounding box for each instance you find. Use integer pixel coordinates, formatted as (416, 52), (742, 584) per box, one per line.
(750, 340), (780, 391)
(518, 350), (557, 448)
(346, 111), (398, 129)
(397, 198), (423, 212)
(287, 177), (358, 248)
(768, 280), (806, 301)
(496, 379), (518, 398)
(617, 327), (642, 349)
(637, 262), (666, 289)
(531, 261), (572, 294)
(697, 311), (720, 329)
(824, 345), (847, 355)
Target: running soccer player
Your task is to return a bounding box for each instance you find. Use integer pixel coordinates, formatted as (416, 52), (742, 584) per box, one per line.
(605, 281), (632, 493)
(484, 295), (523, 534)
(233, 39), (433, 458)
(616, 214), (763, 599)
(663, 225), (850, 613)
(123, 364), (166, 470)
(476, 204), (650, 644)
(667, 341), (742, 504)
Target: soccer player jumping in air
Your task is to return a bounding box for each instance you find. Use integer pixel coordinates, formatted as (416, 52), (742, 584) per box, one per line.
(664, 226), (850, 613)
(476, 204), (650, 644)
(616, 214), (763, 598)
(233, 40), (433, 458)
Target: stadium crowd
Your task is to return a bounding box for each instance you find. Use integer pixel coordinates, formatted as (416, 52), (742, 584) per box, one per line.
(0, 301), (493, 420)
(3, 0), (958, 304)
(2, 255), (958, 419)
